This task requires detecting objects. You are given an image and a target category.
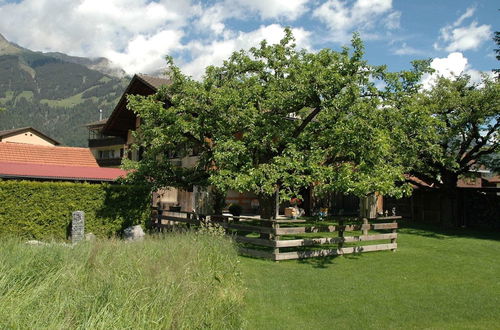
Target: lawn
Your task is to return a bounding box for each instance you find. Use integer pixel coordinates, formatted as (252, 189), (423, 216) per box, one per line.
(240, 223), (500, 329)
(1, 223), (498, 329)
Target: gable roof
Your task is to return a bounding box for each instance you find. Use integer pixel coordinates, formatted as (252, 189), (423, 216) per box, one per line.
(102, 74), (170, 138)
(136, 74), (171, 89)
(0, 143), (99, 167)
(0, 127), (60, 145)
(0, 162), (126, 182)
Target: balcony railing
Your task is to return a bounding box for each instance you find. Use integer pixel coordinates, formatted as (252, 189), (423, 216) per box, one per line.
(89, 136), (125, 148)
(97, 158), (122, 167)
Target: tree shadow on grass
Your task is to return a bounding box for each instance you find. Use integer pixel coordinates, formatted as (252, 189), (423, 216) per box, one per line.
(296, 252), (365, 269)
(399, 220), (500, 241)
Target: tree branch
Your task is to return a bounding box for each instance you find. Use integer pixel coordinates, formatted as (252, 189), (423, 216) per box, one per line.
(460, 120), (500, 167)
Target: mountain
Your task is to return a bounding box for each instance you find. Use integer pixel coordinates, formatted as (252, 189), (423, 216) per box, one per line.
(44, 52), (126, 78)
(0, 33), (129, 146)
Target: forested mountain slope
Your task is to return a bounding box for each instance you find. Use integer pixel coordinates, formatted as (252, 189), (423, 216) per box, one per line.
(0, 33), (128, 146)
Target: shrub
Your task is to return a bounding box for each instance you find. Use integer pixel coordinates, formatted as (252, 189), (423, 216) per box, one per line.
(0, 234), (245, 328)
(0, 180), (150, 239)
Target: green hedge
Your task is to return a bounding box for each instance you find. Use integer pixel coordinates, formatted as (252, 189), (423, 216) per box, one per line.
(0, 180), (151, 239)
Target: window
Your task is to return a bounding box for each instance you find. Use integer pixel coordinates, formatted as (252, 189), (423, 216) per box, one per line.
(98, 150), (115, 159)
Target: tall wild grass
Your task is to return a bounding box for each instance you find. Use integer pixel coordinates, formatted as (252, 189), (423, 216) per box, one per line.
(0, 231), (244, 329)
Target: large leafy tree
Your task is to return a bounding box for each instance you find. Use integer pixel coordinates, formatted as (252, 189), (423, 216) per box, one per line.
(400, 75), (499, 225)
(126, 30), (422, 217)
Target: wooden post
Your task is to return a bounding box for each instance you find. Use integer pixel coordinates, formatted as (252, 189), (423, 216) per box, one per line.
(359, 193), (378, 219)
(362, 218), (368, 236)
(338, 218), (344, 252)
(391, 218), (397, 252)
(273, 222), (280, 258)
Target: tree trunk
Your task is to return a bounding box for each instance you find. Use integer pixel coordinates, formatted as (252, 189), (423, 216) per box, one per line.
(193, 185), (226, 216)
(359, 193), (378, 219)
(258, 190), (279, 239)
(439, 172), (459, 227)
(258, 193), (278, 220)
(211, 187), (226, 215)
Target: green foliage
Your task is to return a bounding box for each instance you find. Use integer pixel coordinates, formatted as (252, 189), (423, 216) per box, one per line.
(0, 181), (151, 239)
(0, 234), (244, 328)
(399, 75), (500, 188)
(128, 29), (423, 207)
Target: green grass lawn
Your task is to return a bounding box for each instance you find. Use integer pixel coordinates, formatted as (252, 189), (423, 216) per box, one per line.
(1, 224), (498, 329)
(239, 224), (500, 329)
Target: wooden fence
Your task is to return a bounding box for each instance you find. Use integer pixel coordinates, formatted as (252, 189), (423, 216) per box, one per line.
(151, 208), (399, 261)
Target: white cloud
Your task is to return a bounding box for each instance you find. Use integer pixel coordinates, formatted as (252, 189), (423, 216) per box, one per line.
(421, 52), (490, 89)
(434, 7), (492, 52)
(0, 0), (313, 75)
(0, 0), (193, 73)
(313, 0), (400, 42)
(392, 43), (423, 56)
(181, 24), (312, 79)
(105, 30), (184, 74)
(194, 0), (308, 36)
(235, 0), (308, 20)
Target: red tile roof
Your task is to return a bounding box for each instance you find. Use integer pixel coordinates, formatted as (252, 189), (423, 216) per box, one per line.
(0, 162), (126, 182)
(0, 143), (98, 167)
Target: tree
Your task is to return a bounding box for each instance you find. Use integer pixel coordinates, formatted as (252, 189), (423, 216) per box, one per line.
(402, 75), (499, 225)
(126, 29), (421, 217)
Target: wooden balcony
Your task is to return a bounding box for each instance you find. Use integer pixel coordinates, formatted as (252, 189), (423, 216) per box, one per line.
(97, 158), (122, 167)
(89, 136), (125, 148)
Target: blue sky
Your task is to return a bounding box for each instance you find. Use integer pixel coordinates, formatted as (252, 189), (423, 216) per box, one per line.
(0, 0), (497, 80)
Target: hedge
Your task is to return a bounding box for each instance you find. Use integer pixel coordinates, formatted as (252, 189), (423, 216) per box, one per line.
(0, 180), (151, 240)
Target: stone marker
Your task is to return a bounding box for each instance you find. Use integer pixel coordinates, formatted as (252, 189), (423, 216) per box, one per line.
(85, 233), (96, 241)
(25, 240), (46, 246)
(123, 225), (145, 241)
(71, 211), (85, 244)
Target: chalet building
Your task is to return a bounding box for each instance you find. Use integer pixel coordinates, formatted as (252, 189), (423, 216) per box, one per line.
(0, 127), (60, 146)
(86, 119), (125, 167)
(87, 73), (259, 213)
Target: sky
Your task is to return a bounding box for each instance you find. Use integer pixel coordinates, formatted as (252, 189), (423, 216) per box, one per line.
(0, 0), (498, 81)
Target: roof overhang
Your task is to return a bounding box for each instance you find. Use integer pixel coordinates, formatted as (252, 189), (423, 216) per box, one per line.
(102, 74), (170, 139)
(0, 127), (60, 145)
(0, 162), (127, 182)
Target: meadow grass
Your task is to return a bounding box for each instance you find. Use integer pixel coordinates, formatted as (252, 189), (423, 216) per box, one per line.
(239, 223), (500, 329)
(0, 232), (245, 329)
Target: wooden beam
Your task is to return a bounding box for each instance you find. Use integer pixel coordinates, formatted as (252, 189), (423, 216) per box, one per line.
(372, 223), (398, 230)
(274, 233), (397, 248)
(275, 227), (306, 235)
(275, 237), (343, 248)
(161, 215), (200, 225)
(274, 243), (397, 260)
(234, 236), (276, 247)
(222, 223), (275, 234)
